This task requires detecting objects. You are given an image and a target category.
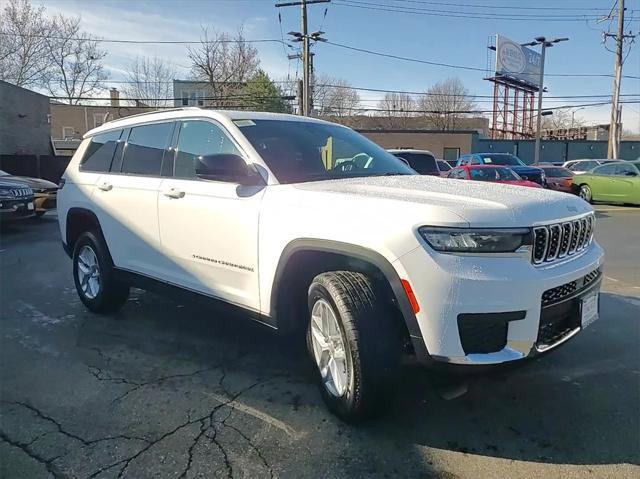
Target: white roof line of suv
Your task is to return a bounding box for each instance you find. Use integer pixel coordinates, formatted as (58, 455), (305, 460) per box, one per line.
(84, 108), (335, 139)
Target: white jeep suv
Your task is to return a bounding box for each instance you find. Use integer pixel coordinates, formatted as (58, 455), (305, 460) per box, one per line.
(58, 108), (604, 421)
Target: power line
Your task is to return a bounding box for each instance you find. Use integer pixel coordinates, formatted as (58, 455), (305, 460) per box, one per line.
(369, 0), (615, 12)
(332, 0), (638, 21)
(4, 32), (637, 80)
(323, 40), (640, 79)
(0, 32), (286, 45)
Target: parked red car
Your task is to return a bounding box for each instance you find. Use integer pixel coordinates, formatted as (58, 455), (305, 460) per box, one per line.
(538, 165), (574, 193)
(447, 165), (542, 188)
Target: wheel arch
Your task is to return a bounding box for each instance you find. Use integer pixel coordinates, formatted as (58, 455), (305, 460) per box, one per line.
(270, 239), (429, 362)
(65, 208), (105, 258)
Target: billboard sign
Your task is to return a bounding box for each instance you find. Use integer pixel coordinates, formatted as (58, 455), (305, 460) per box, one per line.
(495, 35), (542, 89)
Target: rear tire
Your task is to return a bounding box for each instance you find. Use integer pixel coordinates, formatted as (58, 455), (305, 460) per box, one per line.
(579, 184), (593, 203)
(306, 271), (400, 422)
(72, 231), (129, 314)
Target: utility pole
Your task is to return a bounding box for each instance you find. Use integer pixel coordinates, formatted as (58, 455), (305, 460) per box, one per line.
(276, 0), (329, 116)
(605, 0), (633, 159)
(524, 36), (568, 165)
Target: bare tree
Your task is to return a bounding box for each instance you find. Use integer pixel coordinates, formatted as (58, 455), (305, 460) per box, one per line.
(0, 0), (52, 87)
(313, 75), (360, 118)
(187, 26), (259, 107)
(45, 14), (107, 104)
(542, 108), (585, 130)
(122, 56), (176, 107)
(417, 78), (477, 130)
(377, 92), (415, 127)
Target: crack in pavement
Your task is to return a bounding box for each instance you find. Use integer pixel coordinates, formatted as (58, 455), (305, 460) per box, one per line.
(0, 429), (64, 478)
(86, 376), (268, 479)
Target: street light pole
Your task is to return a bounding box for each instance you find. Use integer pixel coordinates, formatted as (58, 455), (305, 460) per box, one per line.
(533, 41), (547, 166)
(530, 36), (568, 165)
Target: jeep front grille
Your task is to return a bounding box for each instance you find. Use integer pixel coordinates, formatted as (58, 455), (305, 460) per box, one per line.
(533, 214), (594, 265)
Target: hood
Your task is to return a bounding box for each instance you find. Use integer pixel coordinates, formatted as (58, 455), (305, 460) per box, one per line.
(0, 179), (30, 189)
(0, 175), (57, 190)
(294, 175), (592, 227)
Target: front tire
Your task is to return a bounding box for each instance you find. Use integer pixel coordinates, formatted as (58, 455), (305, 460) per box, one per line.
(579, 184), (593, 203)
(72, 231), (129, 314)
(306, 271), (400, 422)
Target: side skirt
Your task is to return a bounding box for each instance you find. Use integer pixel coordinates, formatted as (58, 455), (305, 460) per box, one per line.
(113, 268), (278, 330)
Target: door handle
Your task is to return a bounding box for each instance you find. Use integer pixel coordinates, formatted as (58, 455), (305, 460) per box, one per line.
(163, 188), (185, 199)
(97, 182), (112, 191)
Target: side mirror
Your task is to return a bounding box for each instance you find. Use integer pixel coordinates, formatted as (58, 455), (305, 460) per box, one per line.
(195, 153), (251, 183)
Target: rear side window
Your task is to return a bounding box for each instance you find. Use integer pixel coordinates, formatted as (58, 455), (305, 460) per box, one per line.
(394, 152), (439, 175)
(122, 122), (173, 176)
(81, 130), (122, 172)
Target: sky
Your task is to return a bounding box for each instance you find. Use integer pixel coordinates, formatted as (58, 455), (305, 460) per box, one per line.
(33, 0), (640, 131)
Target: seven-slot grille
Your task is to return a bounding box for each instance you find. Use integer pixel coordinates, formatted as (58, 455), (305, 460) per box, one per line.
(9, 187), (32, 198)
(533, 214), (594, 265)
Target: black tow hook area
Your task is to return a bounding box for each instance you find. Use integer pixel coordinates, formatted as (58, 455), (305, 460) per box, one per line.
(431, 374), (469, 400)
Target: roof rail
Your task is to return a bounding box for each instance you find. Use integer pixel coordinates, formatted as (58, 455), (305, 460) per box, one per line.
(114, 106), (201, 122)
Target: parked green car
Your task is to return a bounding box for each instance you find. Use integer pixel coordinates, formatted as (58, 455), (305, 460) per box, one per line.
(575, 161), (640, 205)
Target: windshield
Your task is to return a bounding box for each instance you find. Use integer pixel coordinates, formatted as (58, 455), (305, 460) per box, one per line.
(469, 167), (520, 181)
(237, 119), (415, 183)
(543, 167), (573, 177)
(479, 154), (525, 166)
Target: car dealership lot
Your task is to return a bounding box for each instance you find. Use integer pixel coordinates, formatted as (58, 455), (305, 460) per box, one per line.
(1, 208), (638, 479)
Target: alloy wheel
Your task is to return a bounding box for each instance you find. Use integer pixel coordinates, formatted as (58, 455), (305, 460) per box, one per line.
(310, 299), (350, 397)
(76, 245), (101, 299)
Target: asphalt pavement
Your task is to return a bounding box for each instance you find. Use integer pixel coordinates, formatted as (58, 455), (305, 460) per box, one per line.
(1, 207), (639, 479)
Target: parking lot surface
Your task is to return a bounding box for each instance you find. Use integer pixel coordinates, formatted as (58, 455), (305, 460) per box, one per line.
(1, 207), (639, 479)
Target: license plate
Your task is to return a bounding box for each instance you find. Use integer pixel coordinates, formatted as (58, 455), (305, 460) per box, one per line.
(27, 202), (34, 210)
(581, 293), (599, 329)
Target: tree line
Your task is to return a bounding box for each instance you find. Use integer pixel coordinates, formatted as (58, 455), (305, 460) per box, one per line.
(2, 0), (587, 131)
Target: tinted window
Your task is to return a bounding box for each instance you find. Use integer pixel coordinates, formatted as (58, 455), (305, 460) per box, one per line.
(469, 167), (519, 181)
(394, 152), (439, 175)
(570, 161), (598, 172)
(542, 167), (573, 177)
(122, 123), (173, 176)
(594, 164), (616, 176)
(237, 120), (414, 183)
(614, 163), (639, 176)
(174, 121), (242, 179)
(81, 130), (122, 172)
(437, 160), (451, 172)
(479, 154), (523, 166)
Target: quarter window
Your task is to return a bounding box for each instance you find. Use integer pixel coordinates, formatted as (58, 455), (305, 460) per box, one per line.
(121, 122), (173, 176)
(81, 130), (122, 172)
(174, 120), (242, 179)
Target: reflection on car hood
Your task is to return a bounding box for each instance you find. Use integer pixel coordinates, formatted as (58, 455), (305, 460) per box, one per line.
(0, 175), (58, 190)
(295, 175), (591, 227)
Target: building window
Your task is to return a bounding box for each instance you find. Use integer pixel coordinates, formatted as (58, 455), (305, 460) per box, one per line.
(443, 147), (460, 162)
(62, 127), (75, 139)
(181, 90), (189, 106)
(93, 113), (108, 128)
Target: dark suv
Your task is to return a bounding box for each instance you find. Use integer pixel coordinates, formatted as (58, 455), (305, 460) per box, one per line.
(0, 180), (35, 219)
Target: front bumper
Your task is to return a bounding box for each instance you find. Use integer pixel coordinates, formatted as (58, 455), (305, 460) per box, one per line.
(394, 240), (604, 366)
(0, 198), (36, 219)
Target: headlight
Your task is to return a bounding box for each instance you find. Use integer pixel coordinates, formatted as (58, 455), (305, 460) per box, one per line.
(419, 227), (532, 253)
